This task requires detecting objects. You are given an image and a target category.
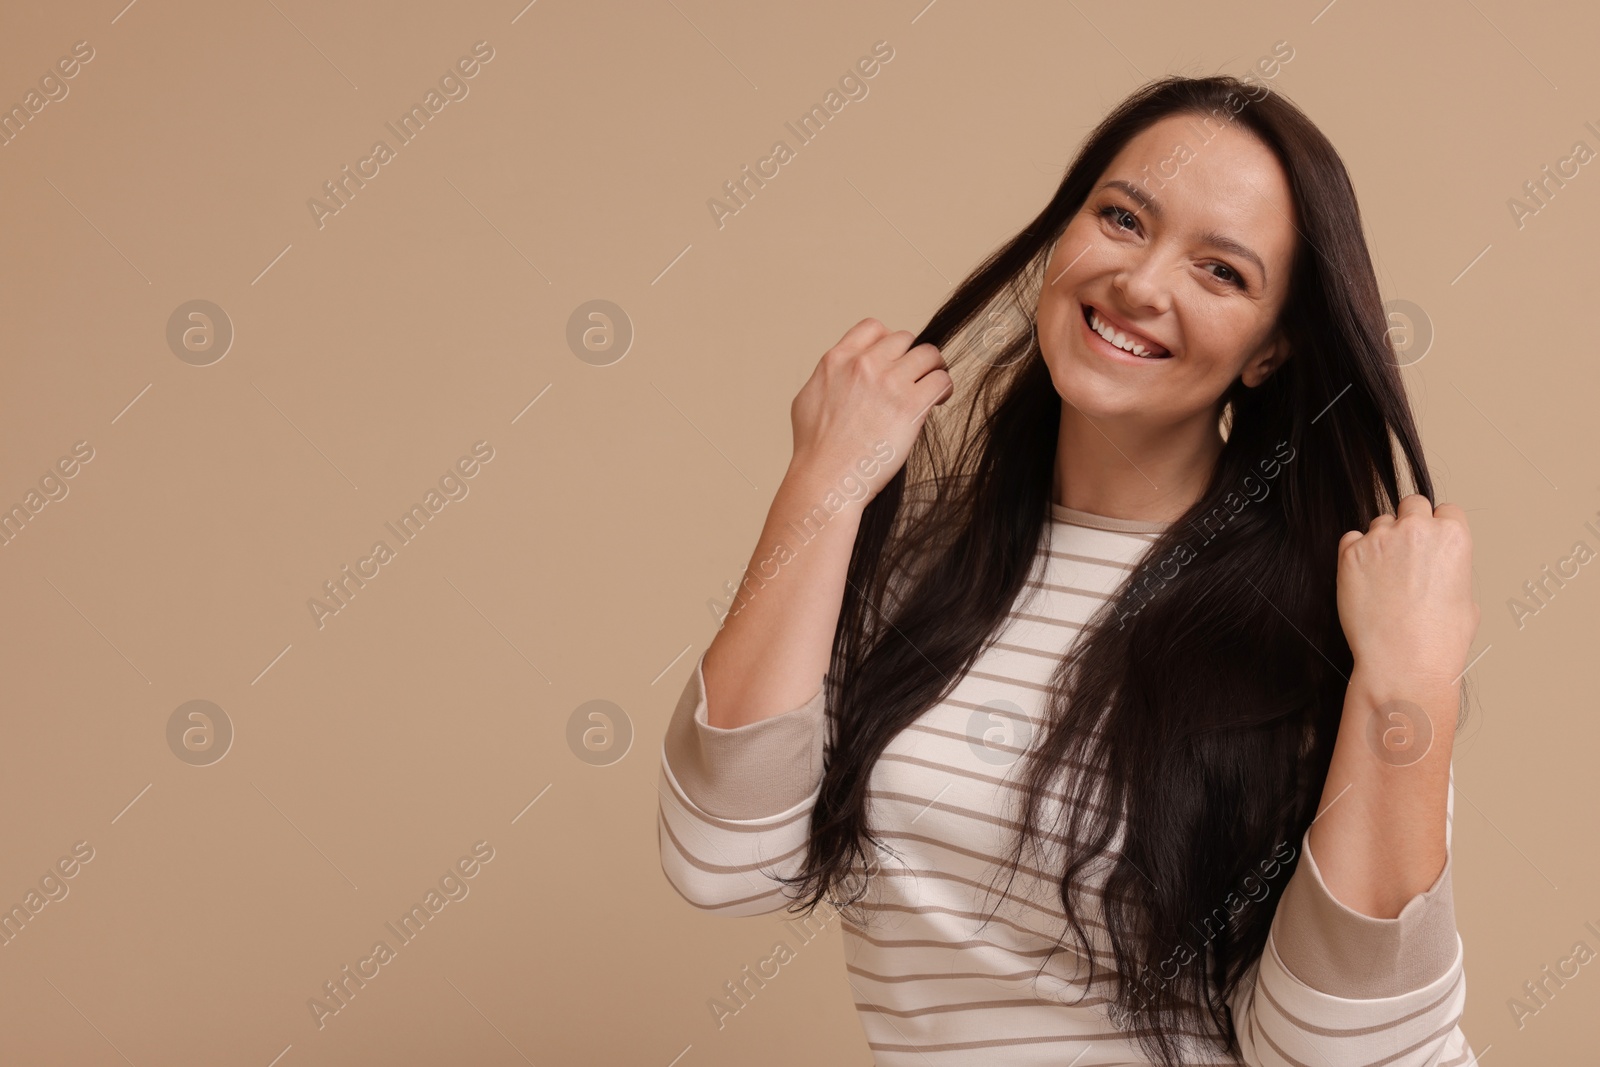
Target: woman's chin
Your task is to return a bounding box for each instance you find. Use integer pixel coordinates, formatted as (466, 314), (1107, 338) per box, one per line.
(1045, 359), (1145, 419)
(1063, 397), (1143, 423)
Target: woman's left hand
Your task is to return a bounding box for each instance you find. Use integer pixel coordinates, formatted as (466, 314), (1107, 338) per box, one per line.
(1335, 494), (1481, 688)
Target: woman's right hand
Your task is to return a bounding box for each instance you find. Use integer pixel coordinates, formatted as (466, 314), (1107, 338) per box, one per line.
(788, 318), (952, 503)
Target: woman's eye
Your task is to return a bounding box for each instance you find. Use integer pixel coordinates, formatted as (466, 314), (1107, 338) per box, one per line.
(1209, 263), (1245, 288)
(1098, 205), (1137, 232)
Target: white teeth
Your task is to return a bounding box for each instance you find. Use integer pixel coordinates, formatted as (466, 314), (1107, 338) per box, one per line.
(1089, 308), (1164, 358)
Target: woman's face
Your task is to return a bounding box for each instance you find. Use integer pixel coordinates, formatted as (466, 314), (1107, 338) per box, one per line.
(1036, 112), (1299, 428)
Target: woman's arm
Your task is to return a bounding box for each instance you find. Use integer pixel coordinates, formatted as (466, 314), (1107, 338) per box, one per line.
(699, 463), (870, 731)
(1228, 494), (1481, 1065)
(656, 462), (869, 914)
(656, 639), (831, 915)
(1228, 742), (1473, 1066)
(699, 318), (949, 730)
(1307, 670), (1456, 915)
(1311, 494), (1478, 919)
(656, 319), (951, 911)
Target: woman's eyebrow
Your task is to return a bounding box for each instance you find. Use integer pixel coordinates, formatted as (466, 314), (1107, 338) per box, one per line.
(1097, 178), (1268, 285)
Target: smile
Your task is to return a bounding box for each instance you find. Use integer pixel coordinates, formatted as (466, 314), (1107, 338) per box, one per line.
(1080, 303), (1172, 360)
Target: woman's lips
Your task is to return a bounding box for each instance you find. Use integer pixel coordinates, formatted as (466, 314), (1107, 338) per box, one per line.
(1079, 302), (1172, 362)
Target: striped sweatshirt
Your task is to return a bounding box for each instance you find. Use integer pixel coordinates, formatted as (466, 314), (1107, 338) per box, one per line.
(657, 502), (1475, 1065)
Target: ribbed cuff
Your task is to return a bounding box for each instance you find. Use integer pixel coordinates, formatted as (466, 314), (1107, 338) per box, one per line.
(661, 648), (828, 821)
(1272, 824), (1459, 998)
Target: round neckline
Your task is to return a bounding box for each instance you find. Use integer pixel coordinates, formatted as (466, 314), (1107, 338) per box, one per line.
(1049, 501), (1173, 534)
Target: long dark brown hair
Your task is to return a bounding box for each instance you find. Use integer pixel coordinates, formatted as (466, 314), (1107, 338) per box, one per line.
(770, 74), (1470, 1065)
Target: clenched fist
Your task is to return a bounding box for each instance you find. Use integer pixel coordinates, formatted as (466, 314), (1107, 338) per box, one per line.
(1335, 494), (1481, 689)
(788, 318), (953, 505)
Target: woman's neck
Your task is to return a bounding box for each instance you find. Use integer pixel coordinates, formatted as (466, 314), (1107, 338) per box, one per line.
(1052, 404), (1223, 524)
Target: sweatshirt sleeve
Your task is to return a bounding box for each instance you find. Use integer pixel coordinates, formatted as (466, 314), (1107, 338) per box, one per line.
(1228, 763), (1476, 1066)
(656, 647), (829, 916)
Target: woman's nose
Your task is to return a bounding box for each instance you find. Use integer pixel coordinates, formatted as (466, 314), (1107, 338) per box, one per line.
(1113, 252), (1171, 311)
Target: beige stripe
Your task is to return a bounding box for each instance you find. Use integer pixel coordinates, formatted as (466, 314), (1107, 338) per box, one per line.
(873, 751), (1078, 806)
(854, 992), (1119, 1018)
(655, 860), (788, 913)
(864, 865), (1072, 925)
(867, 787), (1106, 854)
(1046, 548), (1138, 570)
(1024, 578), (1123, 600)
(845, 923), (1103, 964)
(962, 667), (1072, 695)
(932, 693), (1066, 721)
(850, 897), (1117, 959)
(891, 722), (1114, 796)
(1251, 1018), (1319, 1067)
(1255, 960), (1463, 1036)
(866, 1018), (1231, 1056)
(871, 828), (1126, 904)
(656, 805), (807, 877)
(1250, 1006), (1464, 1067)
(1007, 610), (1090, 632)
(864, 838), (1139, 915)
(1235, 999), (1262, 1060)
(844, 959), (1113, 995)
(986, 639), (1080, 661)
(918, 693), (1114, 747)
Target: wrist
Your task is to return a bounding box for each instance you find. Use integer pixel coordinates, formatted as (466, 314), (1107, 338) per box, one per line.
(773, 465), (871, 532)
(1345, 663), (1462, 762)
(1348, 657), (1463, 701)
(781, 458), (877, 511)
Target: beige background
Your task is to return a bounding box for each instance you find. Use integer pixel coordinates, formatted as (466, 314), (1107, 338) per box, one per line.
(0, 0), (1594, 1063)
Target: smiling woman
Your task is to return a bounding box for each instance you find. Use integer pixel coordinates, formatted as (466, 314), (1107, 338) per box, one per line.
(659, 74), (1479, 1066)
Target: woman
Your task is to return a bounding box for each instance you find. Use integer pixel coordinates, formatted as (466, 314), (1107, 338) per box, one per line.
(657, 74), (1480, 1066)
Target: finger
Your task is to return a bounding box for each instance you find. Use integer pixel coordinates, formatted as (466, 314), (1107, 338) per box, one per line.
(893, 342), (947, 383)
(1396, 493), (1433, 521)
(910, 369), (954, 418)
(869, 329), (921, 362)
(1432, 500), (1469, 524)
(1338, 528), (1364, 552)
(834, 317), (891, 357)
